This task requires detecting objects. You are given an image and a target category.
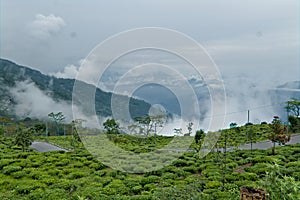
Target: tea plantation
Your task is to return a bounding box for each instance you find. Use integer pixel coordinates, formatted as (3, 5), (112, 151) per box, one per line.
(0, 133), (299, 200)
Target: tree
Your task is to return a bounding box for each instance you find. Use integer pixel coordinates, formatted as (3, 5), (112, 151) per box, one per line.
(48, 112), (65, 136)
(134, 115), (153, 136)
(72, 119), (85, 141)
(103, 118), (119, 134)
(0, 116), (11, 137)
(71, 119), (85, 150)
(286, 98), (300, 133)
(173, 128), (182, 136)
(195, 129), (205, 144)
(285, 98), (300, 117)
(29, 123), (46, 136)
(14, 126), (33, 152)
(185, 122), (193, 136)
(134, 115), (166, 136)
(288, 115), (300, 133)
(269, 116), (290, 155)
(229, 122), (237, 129)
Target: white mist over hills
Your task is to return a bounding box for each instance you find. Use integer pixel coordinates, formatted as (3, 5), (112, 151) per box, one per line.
(81, 67), (299, 129)
(1, 60), (298, 134)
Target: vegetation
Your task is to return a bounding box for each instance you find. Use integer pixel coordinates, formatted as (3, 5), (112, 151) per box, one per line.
(48, 112), (66, 136)
(286, 98), (300, 133)
(0, 58), (151, 119)
(14, 126), (33, 152)
(269, 116), (290, 155)
(0, 134), (299, 199)
(0, 98), (299, 199)
(103, 118), (120, 135)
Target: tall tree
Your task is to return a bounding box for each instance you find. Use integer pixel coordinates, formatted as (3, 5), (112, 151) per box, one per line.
(285, 98), (300, 133)
(195, 129), (205, 145)
(185, 122), (193, 136)
(48, 112), (65, 136)
(269, 116), (290, 155)
(285, 98), (300, 117)
(134, 115), (165, 136)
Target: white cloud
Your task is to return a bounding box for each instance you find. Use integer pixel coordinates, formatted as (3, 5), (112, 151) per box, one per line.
(51, 59), (87, 79)
(52, 64), (79, 79)
(29, 14), (66, 39)
(11, 81), (73, 121)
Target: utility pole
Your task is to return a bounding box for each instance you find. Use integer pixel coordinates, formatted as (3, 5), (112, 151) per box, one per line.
(246, 110), (250, 142)
(64, 125), (66, 147)
(46, 121), (48, 142)
(222, 129), (227, 191)
(286, 102), (289, 134)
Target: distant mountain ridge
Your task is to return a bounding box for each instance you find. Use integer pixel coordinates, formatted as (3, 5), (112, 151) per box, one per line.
(277, 81), (300, 90)
(0, 58), (151, 119)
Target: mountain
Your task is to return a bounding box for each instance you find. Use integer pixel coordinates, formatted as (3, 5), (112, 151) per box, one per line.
(0, 58), (151, 120)
(277, 81), (300, 90)
(132, 79), (210, 121)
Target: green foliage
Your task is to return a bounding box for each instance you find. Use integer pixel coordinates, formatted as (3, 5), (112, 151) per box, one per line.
(103, 118), (120, 134)
(285, 98), (300, 117)
(14, 127), (33, 152)
(0, 131), (299, 199)
(269, 116), (290, 155)
(259, 163), (300, 200)
(195, 129), (205, 144)
(288, 115), (300, 133)
(0, 58), (151, 119)
(3, 165), (22, 175)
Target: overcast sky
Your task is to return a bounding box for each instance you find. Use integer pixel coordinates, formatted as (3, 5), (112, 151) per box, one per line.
(1, 0), (299, 86)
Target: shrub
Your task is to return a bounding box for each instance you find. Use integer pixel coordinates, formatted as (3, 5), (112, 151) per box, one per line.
(292, 172), (300, 180)
(237, 172), (258, 181)
(102, 180), (129, 195)
(132, 185), (143, 194)
(205, 181), (222, 189)
(172, 159), (189, 167)
(14, 180), (46, 195)
(245, 163), (272, 175)
(0, 159), (14, 170)
(54, 179), (77, 191)
(161, 173), (177, 180)
(123, 178), (141, 188)
(43, 188), (69, 200)
(3, 165), (22, 175)
(67, 171), (87, 179)
(55, 159), (70, 167)
(75, 183), (104, 199)
(143, 183), (156, 192)
(141, 175), (160, 186)
(41, 178), (57, 186)
(182, 166), (197, 173)
(11, 171), (26, 179)
(89, 162), (106, 170)
(28, 170), (46, 180)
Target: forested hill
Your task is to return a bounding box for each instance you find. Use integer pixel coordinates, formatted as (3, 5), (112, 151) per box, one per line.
(0, 58), (151, 119)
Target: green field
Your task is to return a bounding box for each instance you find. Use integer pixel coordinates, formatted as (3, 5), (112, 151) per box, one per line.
(0, 131), (299, 200)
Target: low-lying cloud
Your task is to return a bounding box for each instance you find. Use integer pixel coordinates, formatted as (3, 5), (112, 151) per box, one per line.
(11, 81), (73, 121)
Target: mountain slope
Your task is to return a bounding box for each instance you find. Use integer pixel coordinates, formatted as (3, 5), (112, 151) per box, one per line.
(0, 58), (151, 119)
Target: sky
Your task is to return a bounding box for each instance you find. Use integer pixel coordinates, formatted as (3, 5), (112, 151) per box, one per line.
(1, 0), (299, 128)
(1, 0), (299, 83)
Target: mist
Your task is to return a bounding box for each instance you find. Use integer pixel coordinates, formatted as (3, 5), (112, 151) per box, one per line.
(11, 81), (74, 121)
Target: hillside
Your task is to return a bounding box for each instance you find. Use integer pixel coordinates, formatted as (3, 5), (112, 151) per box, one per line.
(0, 134), (299, 199)
(0, 58), (151, 119)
